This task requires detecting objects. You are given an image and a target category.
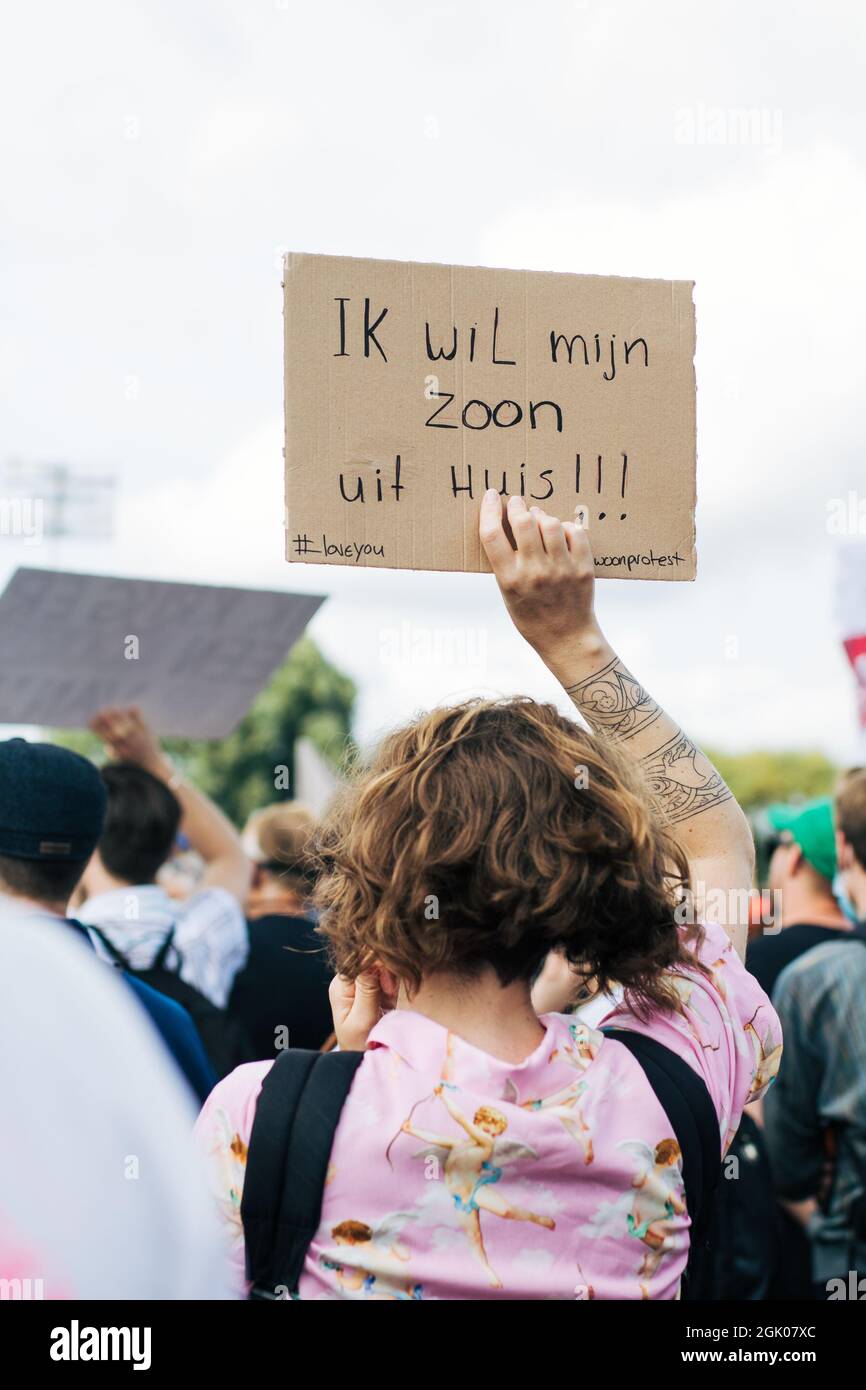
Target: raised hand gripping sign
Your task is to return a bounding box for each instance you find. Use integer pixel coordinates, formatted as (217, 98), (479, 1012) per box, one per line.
(284, 252), (696, 579)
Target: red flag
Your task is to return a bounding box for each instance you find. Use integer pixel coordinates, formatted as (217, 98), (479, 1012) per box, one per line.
(843, 634), (866, 732)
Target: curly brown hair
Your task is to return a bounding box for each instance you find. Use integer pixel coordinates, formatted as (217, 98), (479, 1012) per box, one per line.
(314, 697), (702, 1016)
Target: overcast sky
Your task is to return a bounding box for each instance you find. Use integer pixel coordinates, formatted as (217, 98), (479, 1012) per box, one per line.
(2, 0), (865, 760)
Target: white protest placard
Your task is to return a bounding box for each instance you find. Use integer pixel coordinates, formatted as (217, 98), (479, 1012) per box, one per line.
(0, 568), (324, 738)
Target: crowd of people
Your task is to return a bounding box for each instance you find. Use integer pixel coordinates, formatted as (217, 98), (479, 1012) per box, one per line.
(1, 493), (865, 1300)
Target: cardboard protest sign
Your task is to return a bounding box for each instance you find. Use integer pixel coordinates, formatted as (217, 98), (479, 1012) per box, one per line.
(284, 253), (696, 579)
(0, 568), (324, 738)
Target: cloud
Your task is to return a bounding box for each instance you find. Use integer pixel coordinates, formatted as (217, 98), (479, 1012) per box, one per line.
(2, 0), (865, 757)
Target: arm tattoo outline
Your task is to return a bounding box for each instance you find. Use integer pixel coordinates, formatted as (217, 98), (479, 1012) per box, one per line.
(565, 657), (733, 825)
(565, 656), (662, 741)
(638, 730), (733, 824)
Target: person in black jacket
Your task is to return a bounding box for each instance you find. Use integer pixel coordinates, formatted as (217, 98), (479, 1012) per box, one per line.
(228, 802), (333, 1056)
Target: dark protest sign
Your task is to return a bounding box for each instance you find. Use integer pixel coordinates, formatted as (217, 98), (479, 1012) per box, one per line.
(284, 253), (696, 579)
(0, 568), (323, 737)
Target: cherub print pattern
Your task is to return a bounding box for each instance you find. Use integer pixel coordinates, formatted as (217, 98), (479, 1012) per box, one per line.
(744, 1007), (784, 1101)
(581, 1137), (687, 1299)
(400, 1070), (556, 1290)
(195, 917), (781, 1299)
(504, 1023), (603, 1165)
(317, 1213), (424, 1300)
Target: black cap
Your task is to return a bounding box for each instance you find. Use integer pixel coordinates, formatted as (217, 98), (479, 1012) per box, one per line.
(0, 738), (107, 863)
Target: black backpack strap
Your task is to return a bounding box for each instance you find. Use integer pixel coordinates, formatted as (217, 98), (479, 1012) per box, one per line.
(151, 927), (177, 970)
(80, 922), (177, 973)
(602, 1027), (721, 1296)
(241, 1048), (364, 1299)
(82, 922), (130, 971)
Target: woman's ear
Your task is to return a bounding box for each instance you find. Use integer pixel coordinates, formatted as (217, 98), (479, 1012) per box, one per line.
(836, 830), (854, 871)
(378, 966), (399, 1000)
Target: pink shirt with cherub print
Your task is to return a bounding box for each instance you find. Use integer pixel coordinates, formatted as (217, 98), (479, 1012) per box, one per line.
(194, 918), (781, 1300)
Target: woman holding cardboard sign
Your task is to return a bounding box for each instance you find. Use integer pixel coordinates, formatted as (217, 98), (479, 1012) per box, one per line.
(196, 493), (779, 1300)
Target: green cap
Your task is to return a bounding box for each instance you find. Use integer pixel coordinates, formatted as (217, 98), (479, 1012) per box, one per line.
(766, 797), (837, 882)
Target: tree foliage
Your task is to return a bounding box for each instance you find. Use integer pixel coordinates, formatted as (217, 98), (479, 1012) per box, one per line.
(166, 637), (356, 825)
(706, 747), (839, 812)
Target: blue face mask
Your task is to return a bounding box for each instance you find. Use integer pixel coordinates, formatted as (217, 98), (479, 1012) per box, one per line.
(833, 871), (862, 926)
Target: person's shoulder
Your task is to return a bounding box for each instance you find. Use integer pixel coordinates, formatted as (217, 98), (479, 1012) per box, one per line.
(195, 1058), (274, 1129)
(681, 917), (750, 984)
(743, 930), (777, 962)
(650, 918), (782, 1119)
(207, 1056), (273, 1100)
(124, 972), (197, 1042)
(683, 918), (778, 1024)
(246, 913), (326, 961)
(605, 917), (774, 1050)
(126, 971), (188, 1020)
(180, 886), (245, 923)
(776, 935), (866, 997)
(246, 911), (313, 940)
(741, 930), (776, 987)
(213, 1057), (274, 1098)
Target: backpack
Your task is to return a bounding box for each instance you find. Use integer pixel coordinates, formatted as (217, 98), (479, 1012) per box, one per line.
(692, 1111), (780, 1300)
(86, 924), (258, 1081)
(240, 1029), (721, 1300)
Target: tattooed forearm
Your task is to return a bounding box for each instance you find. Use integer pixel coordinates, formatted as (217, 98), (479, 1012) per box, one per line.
(565, 656), (734, 825)
(638, 730), (734, 824)
(565, 656), (662, 740)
